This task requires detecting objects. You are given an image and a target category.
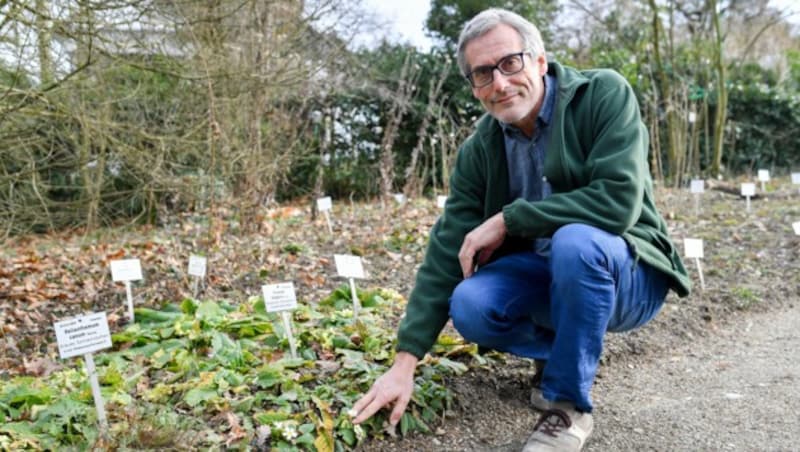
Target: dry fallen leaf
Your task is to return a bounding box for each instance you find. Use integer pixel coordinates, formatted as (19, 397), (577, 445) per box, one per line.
(23, 357), (62, 377)
(224, 412), (247, 447)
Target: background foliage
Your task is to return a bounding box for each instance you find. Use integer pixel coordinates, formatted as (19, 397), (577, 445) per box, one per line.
(1, 0), (799, 235)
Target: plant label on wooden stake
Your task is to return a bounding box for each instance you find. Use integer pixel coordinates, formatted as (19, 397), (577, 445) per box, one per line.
(261, 283), (299, 359)
(741, 183), (755, 212)
(54, 312), (112, 435)
(317, 196), (332, 212)
(757, 169), (769, 192)
(110, 259), (142, 322)
(690, 179), (704, 216)
(393, 193), (406, 205)
(334, 254), (366, 321)
(110, 258), (142, 281)
(316, 196), (333, 234)
(334, 254), (366, 279)
(792, 173), (800, 194)
(436, 195), (447, 209)
(683, 238), (705, 291)
(54, 311), (113, 359)
(187, 254), (207, 298)
(683, 238), (704, 258)
(188, 254), (207, 277)
(792, 221), (800, 236)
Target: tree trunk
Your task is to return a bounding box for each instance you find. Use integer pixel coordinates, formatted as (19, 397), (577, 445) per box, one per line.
(647, 0), (686, 186)
(35, 0), (52, 85)
(311, 110), (331, 221)
(403, 58), (450, 198)
(709, 0), (728, 177)
(379, 51), (418, 200)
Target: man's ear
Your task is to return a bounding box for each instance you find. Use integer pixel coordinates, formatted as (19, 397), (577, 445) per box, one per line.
(536, 54), (548, 76)
(471, 85), (481, 99)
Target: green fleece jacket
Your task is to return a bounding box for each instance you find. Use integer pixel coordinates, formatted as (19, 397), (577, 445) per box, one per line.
(396, 62), (692, 359)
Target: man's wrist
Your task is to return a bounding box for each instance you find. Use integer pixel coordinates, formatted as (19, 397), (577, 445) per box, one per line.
(393, 351), (419, 374)
(495, 211), (507, 234)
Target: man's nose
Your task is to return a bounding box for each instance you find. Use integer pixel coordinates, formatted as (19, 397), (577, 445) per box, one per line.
(490, 68), (511, 91)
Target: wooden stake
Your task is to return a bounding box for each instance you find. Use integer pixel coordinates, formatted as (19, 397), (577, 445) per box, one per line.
(124, 281), (134, 322)
(84, 353), (108, 436)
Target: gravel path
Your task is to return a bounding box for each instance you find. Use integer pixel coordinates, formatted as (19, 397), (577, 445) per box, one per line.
(493, 299), (800, 451)
(584, 299), (800, 451)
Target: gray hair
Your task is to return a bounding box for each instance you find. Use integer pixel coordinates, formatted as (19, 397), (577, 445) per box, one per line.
(456, 8), (546, 77)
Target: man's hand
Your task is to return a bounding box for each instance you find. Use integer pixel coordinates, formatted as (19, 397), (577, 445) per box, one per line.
(351, 352), (418, 426)
(458, 212), (507, 278)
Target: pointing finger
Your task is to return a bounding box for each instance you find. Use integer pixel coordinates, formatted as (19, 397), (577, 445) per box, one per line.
(352, 386), (375, 414)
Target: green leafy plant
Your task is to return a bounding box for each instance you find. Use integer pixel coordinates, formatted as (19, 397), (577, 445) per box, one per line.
(0, 286), (479, 450)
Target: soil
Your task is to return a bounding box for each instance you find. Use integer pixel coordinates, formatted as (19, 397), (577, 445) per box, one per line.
(2, 183), (799, 450)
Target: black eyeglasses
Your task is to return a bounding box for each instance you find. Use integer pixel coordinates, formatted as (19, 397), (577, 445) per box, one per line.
(465, 51), (530, 88)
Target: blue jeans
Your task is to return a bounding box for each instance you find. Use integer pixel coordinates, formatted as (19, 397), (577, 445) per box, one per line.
(449, 224), (670, 412)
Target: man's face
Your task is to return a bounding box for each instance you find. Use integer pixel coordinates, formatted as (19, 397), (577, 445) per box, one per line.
(464, 24), (548, 135)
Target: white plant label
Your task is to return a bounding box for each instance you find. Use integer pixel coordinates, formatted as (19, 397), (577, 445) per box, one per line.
(316, 196), (332, 212)
(54, 312), (112, 359)
(393, 193), (406, 204)
(261, 284), (299, 358)
(188, 255), (207, 278)
(683, 238), (704, 259)
(261, 282), (298, 313)
(690, 179), (704, 194)
(437, 195), (447, 209)
(54, 313), (111, 432)
(688, 112), (697, 123)
(757, 170), (770, 182)
(684, 238), (706, 290)
(792, 173), (800, 185)
(110, 259), (142, 282)
(334, 254), (366, 279)
(740, 183), (756, 197)
(793, 222), (800, 236)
